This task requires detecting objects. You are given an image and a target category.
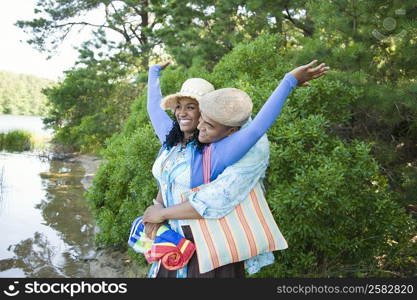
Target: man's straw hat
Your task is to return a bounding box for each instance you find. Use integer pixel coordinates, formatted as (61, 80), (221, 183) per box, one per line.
(160, 78), (214, 111)
(199, 88), (253, 127)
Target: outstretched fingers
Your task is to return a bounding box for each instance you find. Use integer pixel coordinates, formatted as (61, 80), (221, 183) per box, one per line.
(290, 60), (329, 87)
(304, 59), (319, 69)
(310, 63), (326, 73)
(311, 69), (329, 79)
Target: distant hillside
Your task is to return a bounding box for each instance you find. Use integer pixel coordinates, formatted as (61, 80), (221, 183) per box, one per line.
(0, 71), (55, 116)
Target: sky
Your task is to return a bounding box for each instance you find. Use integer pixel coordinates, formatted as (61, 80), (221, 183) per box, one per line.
(0, 1), (99, 81)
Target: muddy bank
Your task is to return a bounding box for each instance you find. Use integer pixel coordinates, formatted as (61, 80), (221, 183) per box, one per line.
(69, 155), (102, 190)
(70, 154), (148, 278)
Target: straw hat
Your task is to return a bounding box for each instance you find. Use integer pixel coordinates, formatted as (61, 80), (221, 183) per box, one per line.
(160, 78), (215, 111)
(199, 88), (253, 127)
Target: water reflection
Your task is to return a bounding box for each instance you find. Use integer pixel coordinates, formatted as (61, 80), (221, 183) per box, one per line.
(2, 232), (65, 277)
(38, 160), (95, 248)
(0, 166), (5, 207)
(0, 153), (95, 277)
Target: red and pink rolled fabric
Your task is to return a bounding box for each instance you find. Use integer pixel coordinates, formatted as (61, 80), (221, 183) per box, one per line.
(129, 217), (195, 270)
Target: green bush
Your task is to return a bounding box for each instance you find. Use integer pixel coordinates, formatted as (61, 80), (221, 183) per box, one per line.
(43, 62), (139, 153)
(0, 130), (33, 152)
(86, 125), (161, 246)
(259, 114), (415, 277)
(86, 34), (416, 277)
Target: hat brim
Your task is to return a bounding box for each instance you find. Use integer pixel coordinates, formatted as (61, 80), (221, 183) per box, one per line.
(160, 92), (201, 111)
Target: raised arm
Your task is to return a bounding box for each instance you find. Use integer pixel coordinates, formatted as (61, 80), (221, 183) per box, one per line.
(217, 60), (329, 167)
(147, 64), (174, 144)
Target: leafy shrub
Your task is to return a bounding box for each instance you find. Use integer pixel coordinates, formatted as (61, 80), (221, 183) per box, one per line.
(43, 62), (139, 153)
(259, 113), (415, 277)
(86, 125), (161, 246)
(0, 130), (33, 152)
(87, 34), (416, 277)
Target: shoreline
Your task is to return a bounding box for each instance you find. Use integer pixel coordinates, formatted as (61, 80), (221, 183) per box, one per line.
(70, 154), (103, 190)
(70, 154), (148, 278)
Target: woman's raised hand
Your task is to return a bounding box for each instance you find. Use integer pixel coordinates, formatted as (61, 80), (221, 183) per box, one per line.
(289, 60), (330, 87)
(157, 61), (171, 69)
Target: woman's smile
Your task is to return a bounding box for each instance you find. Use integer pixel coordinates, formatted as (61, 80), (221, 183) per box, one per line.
(174, 97), (201, 138)
(179, 119), (193, 126)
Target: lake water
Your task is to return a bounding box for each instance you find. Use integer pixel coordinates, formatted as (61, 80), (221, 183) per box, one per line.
(0, 152), (96, 277)
(0, 114), (95, 277)
(0, 114), (146, 278)
(0, 114), (53, 137)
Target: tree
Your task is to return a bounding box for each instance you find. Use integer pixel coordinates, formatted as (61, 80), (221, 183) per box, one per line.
(43, 57), (139, 152)
(16, 0), (320, 71)
(153, 0), (315, 69)
(0, 71), (54, 116)
(16, 0), (167, 68)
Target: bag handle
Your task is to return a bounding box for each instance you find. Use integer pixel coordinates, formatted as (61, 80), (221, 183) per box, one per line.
(202, 144), (212, 184)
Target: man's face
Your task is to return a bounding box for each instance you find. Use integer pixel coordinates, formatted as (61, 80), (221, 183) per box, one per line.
(197, 113), (238, 143)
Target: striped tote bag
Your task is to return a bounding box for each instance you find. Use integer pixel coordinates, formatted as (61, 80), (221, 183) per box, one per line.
(187, 145), (288, 274)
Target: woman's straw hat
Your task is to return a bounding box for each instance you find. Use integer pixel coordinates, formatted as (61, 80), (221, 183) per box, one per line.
(160, 78), (215, 111)
(199, 88), (253, 127)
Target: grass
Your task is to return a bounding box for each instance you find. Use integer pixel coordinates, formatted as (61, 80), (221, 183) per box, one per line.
(0, 130), (51, 152)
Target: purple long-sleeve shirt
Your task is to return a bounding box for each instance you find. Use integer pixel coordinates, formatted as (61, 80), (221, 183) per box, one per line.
(147, 65), (298, 186)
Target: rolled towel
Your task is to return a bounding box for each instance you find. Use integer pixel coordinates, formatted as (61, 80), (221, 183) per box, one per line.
(128, 216), (195, 270)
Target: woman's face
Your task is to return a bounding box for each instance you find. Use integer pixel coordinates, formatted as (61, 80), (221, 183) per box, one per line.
(174, 97), (200, 137)
(197, 113), (238, 144)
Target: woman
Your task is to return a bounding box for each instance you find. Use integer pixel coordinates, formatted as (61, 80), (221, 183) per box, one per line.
(146, 63), (215, 277)
(144, 60), (329, 278)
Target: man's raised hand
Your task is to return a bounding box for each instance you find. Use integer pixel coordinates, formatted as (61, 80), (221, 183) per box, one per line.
(157, 61), (171, 69)
(290, 60), (330, 87)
